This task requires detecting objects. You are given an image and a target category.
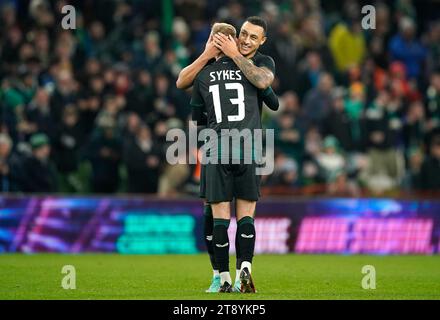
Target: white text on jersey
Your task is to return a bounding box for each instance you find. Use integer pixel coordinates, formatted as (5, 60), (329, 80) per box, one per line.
(209, 70), (242, 82)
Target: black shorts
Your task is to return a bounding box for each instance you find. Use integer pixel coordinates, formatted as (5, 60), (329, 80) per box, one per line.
(202, 162), (261, 203)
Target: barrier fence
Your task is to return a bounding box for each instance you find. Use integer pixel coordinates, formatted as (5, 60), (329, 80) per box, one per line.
(0, 196), (439, 255)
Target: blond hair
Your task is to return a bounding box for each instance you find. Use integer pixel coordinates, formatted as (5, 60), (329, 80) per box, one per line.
(211, 22), (237, 38)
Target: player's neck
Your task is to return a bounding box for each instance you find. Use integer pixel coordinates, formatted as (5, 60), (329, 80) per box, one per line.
(215, 53), (226, 61)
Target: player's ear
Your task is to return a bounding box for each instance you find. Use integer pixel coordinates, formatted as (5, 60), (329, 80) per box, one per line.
(260, 36), (267, 46)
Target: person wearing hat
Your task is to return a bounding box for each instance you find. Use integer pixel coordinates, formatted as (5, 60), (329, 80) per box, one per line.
(316, 135), (346, 182)
(21, 133), (58, 192)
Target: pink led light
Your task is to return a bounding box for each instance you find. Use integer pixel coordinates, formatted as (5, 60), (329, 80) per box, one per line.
(294, 217), (434, 254)
(295, 217), (350, 253)
(228, 217), (291, 254)
(350, 218), (433, 254)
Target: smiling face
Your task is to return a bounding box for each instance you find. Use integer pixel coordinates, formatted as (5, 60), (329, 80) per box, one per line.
(238, 21), (266, 58)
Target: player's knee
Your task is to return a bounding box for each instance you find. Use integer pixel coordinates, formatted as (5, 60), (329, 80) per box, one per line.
(236, 199), (256, 218)
(211, 202), (231, 219)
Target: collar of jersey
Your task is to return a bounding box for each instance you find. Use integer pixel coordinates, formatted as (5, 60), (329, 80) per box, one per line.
(216, 56), (232, 63)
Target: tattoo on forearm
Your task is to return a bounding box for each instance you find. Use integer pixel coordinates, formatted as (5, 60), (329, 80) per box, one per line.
(232, 56), (272, 88)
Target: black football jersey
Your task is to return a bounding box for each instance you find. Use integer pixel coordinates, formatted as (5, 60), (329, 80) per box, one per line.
(190, 53), (275, 161)
(191, 56), (262, 133)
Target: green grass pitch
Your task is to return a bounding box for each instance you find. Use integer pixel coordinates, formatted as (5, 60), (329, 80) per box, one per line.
(0, 254), (439, 300)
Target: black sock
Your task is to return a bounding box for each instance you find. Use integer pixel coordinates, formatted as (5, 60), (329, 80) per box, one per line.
(236, 216), (255, 266)
(203, 204), (217, 271)
(235, 226), (242, 271)
(213, 218), (230, 273)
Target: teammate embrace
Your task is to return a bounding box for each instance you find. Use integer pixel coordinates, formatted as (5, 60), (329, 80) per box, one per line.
(176, 17), (278, 293)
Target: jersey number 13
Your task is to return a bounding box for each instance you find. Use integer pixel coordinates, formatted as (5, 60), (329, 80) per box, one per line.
(209, 83), (245, 123)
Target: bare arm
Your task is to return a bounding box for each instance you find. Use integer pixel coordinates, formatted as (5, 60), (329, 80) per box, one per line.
(213, 33), (274, 89)
(176, 37), (220, 90)
(176, 54), (212, 90)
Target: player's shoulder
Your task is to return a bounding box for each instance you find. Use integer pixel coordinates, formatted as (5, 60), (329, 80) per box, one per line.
(253, 51), (273, 60)
(194, 63), (214, 84)
(252, 52), (275, 71)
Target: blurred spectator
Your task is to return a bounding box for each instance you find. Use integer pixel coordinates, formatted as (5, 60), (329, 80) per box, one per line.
(426, 69), (440, 132)
(122, 112), (142, 144)
(26, 87), (54, 139)
(328, 19), (366, 73)
(126, 70), (154, 118)
(344, 82), (365, 147)
(265, 18), (298, 94)
(361, 90), (405, 193)
(419, 135), (440, 190)
(302, 72), (334, 128)
(88, 21), (111, 62)
(171, 17), (191, 70)
(316, 136), (346, 182)
(159, 162), (189, 197)
(21, 133), (58, 192)
(51, 70), (78, 122)
(0, 133), (21, 192)
(360, 102), (405, 193)
(322, 87), (354, 151)
(326, 170), (359, 197)
(123, 125), (161, 193)
(368, 2), (391, 70)
(403, 100), (426, 152)
(389, 16), (427, 80)
(279, 91), (301, 117)
(302, 126), (325, 186)
(273, 110), (304, 166)
(426, 22), (440, 71)
(402, 146), (424, 190)
(52, 107), (85, 192)
(1, 25), (22, 69)
(134, 31), (164, 73)
(158, 119), (189, 196)
(295, 51), (324, 102)
(266, 153), (299, 187)
(86, 117), (122, 193)
(360, 147), (405, 194)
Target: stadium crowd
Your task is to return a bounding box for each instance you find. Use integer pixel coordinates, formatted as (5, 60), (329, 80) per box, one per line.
(1, 0), (440, 196)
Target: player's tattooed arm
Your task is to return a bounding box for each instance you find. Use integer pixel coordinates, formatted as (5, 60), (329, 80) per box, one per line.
(232, 56), (274, 90)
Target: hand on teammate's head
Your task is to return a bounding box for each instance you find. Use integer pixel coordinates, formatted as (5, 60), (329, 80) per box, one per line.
(204, 34), (221, 59)
(212, 33), (240, 58)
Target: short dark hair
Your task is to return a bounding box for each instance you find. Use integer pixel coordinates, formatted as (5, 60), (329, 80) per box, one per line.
(245, 16), (267, 35)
